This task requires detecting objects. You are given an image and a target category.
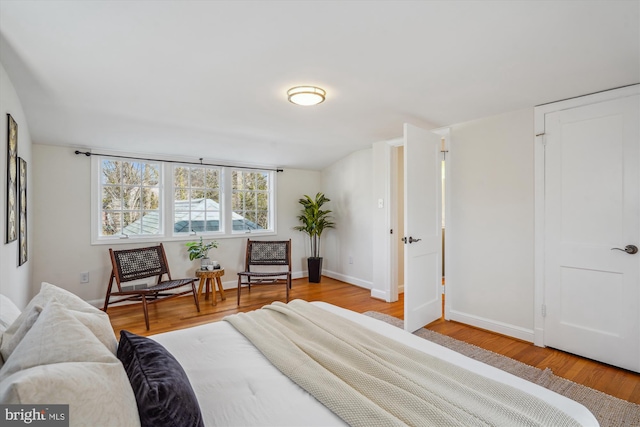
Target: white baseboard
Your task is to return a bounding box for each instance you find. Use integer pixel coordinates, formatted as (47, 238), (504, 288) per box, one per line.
(370, 289), (388, 301)
(321, 270), (372, 290)
(448, 309), (534, 343)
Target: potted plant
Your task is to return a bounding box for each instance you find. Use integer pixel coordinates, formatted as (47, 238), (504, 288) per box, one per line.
(294, 192), (335, 283)
(185, 237), (218, 269)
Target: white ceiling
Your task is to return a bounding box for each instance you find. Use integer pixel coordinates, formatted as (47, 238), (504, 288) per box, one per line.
(0, 1), (638, 170)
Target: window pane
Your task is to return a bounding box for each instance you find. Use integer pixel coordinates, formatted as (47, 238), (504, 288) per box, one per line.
(123, 186), (142, 209)
(175, 188), (189, 203)
(232, 192), (243, 210)
(257, 193), (268, 209)
(175, 167), (189, 192)
(255, 173), (269, 190)
(101, 160), (121, 185)
(172, 165), (222, 235)
(257, 211), (268, 229)
(102, 186), (122, 209)
(121, 162), (142, 186)
(102, 211), (121, 235)
(143, 188), (159, 210)
(139, 210), (160, 234)
(143, 164), (160, 186)
(191, 189), (206, 200)
(232, 170), (242, 190)
(206, 190), (220, 204)
(191, 168), (205, 188)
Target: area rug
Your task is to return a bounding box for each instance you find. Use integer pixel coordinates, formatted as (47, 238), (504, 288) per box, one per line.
(363, 311), (640, 427)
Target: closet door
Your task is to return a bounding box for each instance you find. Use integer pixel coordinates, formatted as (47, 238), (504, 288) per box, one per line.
(543, 90), (639, 372)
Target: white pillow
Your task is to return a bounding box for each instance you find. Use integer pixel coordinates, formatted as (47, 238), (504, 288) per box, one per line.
(0, 304), (42, 363)
(1, 282), (117, 358)
(0, 362), (141, 427)
(0, 301), (117, 381)
(0, 294), (22, 331)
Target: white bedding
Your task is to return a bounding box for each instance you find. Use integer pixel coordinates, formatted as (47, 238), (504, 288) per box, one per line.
(150, 302), (599, 427)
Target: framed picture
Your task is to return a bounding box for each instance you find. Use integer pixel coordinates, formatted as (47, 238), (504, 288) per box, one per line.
(18, 157), (27, 265)
(6, 114), (17, 243)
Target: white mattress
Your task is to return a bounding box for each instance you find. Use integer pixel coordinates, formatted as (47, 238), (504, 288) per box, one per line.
(150, 302), (599, 427)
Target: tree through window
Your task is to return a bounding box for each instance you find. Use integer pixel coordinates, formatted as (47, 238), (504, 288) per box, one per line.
(100, 159), (160, 236)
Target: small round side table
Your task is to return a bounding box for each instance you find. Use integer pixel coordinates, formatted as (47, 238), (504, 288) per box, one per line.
(195, 268), (226, 305)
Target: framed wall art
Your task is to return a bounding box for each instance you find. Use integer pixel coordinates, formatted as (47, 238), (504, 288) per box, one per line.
(6, 114), (17, 243)
(18, 157), (27, 265)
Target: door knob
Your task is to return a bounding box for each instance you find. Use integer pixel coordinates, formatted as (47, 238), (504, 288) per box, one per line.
(611, 245), (638, 254)
(408, 236), (422, 244)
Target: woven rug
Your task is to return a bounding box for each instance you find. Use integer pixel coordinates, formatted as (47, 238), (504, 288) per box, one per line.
(363, 311), (640, 427)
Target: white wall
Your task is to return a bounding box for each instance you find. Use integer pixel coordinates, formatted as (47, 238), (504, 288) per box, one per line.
(31, 143), (321, 305)
(447, 108), (535, 340)
(321, 148), (373, 289)
(0, 62), (33, 308)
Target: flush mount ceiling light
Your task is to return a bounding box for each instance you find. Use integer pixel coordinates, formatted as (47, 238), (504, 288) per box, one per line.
(287, 86), (326, 106)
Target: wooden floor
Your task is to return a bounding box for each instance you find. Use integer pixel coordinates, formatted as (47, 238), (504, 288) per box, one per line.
(107, 277), (640, 404)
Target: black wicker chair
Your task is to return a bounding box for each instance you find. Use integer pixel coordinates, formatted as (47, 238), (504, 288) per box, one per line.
(103, 243), (200, 329)
(237, 239), (292, 305)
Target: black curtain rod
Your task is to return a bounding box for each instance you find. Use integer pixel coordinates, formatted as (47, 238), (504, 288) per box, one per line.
(74, 150), (284, 172)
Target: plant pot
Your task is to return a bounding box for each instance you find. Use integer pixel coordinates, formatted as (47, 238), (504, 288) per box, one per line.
(200, 257), (211, 270)
(307, 257), (323, 283)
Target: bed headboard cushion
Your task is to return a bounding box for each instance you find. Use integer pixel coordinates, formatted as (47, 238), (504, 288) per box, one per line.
(117, 330), (204, 427)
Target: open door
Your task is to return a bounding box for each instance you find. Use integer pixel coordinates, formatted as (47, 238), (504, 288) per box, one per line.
(403, 123), (443, 332)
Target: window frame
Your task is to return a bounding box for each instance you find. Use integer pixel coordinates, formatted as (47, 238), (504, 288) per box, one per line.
(91, 155), (277, 245)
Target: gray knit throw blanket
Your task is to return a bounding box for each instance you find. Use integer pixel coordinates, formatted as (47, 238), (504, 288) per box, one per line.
(225, 300), (583, 427)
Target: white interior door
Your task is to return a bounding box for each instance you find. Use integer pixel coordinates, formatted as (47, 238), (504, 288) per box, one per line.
(544, 93), (640, 372)
(403, 123), (442, 332)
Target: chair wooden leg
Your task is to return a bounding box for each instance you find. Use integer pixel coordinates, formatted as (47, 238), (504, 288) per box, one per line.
(286, 278), (290, 302)
(142, 295), (150, 330)
(103, 274), (115, 312)
(191, 282), (201, 312)
(237, 276), (242, 305)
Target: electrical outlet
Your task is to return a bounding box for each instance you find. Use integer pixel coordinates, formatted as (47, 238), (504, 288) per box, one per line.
(80, 272), (89, 283)
(349, 256), (353, 264)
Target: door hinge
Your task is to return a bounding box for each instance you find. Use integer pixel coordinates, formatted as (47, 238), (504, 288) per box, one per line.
(541, 304), (547, 318)
(536, 132), (546, 146)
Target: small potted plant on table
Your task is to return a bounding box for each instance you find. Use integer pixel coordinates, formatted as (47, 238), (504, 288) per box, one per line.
(186, 237), (218, 269)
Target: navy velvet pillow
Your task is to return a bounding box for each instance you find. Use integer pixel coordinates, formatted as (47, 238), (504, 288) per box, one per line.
(117, 330), (204, 427)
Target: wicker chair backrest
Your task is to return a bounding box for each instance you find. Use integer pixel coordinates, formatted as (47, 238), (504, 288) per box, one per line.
(247, 240), (290, 266)
(111, 245), (169, 282)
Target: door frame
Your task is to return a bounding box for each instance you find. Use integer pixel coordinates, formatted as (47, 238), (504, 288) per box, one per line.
(533, 84), (640, 347)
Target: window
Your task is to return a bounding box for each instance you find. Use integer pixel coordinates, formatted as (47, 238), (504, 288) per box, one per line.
(92, 155), (276, 243)
(232, 170), (272, 232)
(173, 166), (222, 234)
(99, 158), (161, 237)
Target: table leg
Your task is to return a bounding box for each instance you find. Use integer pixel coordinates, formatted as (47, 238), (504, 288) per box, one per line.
(208, 278), (217, 305)
(216, 276), (226, 301)
(197, 277), (206, 299)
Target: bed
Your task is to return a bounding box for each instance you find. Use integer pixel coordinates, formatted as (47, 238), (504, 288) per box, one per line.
(0, 282), (599, 427)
